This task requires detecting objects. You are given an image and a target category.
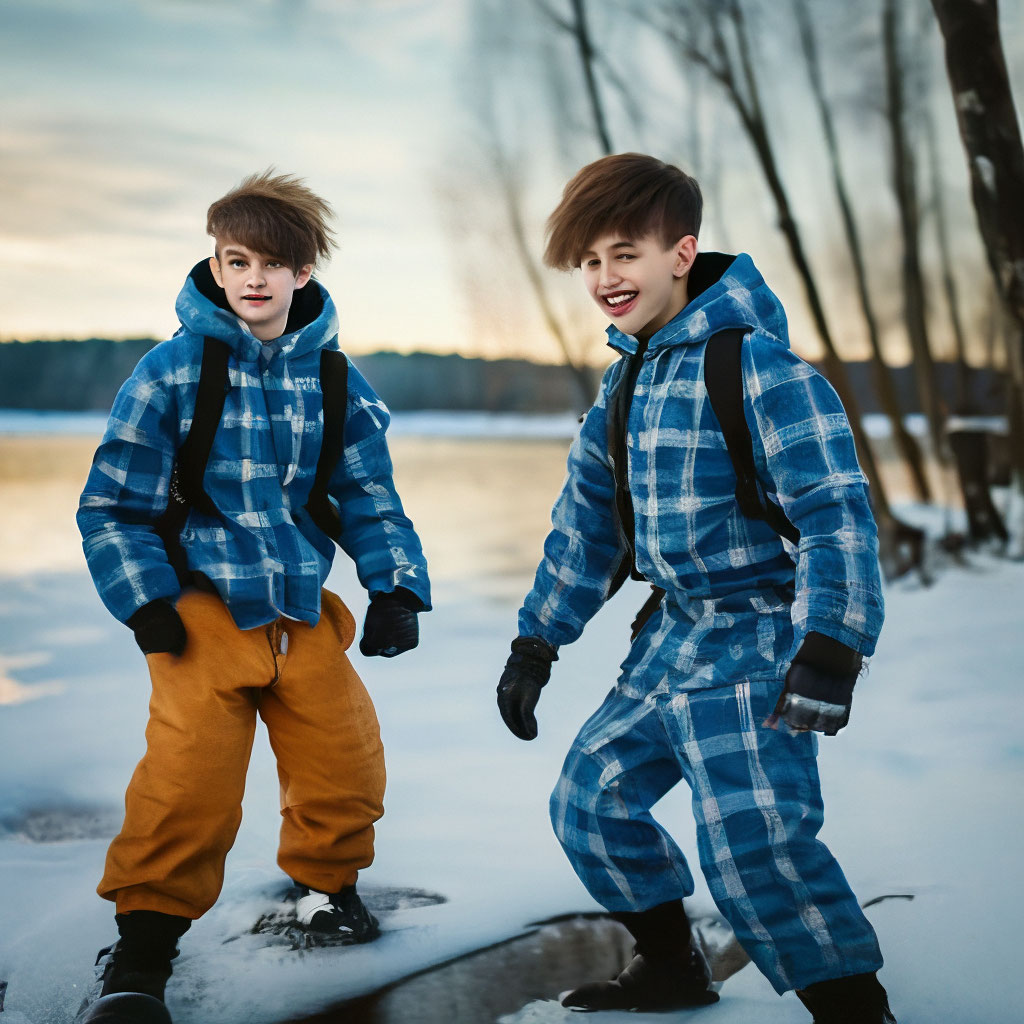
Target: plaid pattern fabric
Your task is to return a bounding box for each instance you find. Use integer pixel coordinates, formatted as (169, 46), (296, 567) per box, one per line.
(78, 268), (430, 630)
(519, 253), (884, 689)
(550, 679), (883, 993)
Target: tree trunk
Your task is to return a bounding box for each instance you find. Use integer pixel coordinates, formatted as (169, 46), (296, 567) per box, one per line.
(924, 103), (973, 414)
(718, 6), (891, 515)
(569, 0), (613, 155)
(677, 0), (923, 577)
(882, 0), (949, 470)
(794, 0), (931, 502)
(502, 172), (597, 407)
(930, 0), (1024, 554)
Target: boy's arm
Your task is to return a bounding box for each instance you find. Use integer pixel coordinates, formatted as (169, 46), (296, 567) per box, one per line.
(77, 350), (183, 624)
(517, 365), (626, 648)
(743, 334), (885, 657)
(328, 362), (431, 612)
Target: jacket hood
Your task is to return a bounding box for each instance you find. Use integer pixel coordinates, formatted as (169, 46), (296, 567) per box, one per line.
(174, 259), (341, 363)
(605, 252), (791, 357)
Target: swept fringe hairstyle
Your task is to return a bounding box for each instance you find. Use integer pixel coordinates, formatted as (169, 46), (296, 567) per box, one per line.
(544, 153), (702, 270)
(207, 170), (336, 271)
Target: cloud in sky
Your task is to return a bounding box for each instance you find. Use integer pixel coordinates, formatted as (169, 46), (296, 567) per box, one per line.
(4, 0), (1024, 366)
(1, 0), (475, 351)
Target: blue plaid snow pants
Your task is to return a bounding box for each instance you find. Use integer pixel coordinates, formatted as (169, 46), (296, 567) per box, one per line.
(550, 679), (883, 993)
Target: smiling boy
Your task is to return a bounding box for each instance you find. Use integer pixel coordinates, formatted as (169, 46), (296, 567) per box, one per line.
(77, 171), (430, 1007)
(496, 154), (894, 1022)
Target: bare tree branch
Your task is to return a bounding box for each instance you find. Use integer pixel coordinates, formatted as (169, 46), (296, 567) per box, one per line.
(794, 0), (932, 503)
(882, 0), (950, 473)
(659, 0), (919, 569)
(531, 0), (573, 35)
(570, 0), (614, 154)
(492, 147), (597, 406)
(594, 51), (647, 133)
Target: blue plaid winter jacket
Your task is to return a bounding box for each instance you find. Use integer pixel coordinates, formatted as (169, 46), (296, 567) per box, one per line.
(519, 253), (884, 691)
(78, 262), (430, 630)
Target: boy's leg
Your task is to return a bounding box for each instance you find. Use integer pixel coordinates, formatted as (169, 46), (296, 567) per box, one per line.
(100, 590), (272, 918)
(551, 687), (719, 1011)
(258, 589), (385, 894)
(665, 679), (883, 994)
(550, 687), (694, 912)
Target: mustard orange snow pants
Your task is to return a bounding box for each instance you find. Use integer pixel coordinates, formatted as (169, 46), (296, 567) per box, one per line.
(99, 588), (385, 919)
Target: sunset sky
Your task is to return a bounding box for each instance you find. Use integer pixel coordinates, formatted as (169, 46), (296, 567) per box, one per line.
(1, 0), (483, 352)
(3, 0), (1023, 366)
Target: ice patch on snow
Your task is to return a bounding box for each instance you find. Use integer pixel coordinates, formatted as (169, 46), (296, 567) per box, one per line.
(0, 805), (122, 844)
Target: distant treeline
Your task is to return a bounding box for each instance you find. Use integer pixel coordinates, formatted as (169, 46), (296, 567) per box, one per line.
(0, 337), (1008, 416)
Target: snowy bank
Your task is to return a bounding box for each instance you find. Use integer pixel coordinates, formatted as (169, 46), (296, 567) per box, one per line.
(0, 426), (1022, 1022)
(1, 555), (1022, 1022)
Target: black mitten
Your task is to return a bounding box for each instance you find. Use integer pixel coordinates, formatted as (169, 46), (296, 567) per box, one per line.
(359, 588), (422, 658)
(127, 599), (186, 657)
(768, 631), (862, 736)
(496, 636), (558, 741)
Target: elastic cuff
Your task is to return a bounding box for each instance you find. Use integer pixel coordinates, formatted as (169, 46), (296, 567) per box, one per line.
(793, 630), (863, 675)
(370, 587), (425, 612)
(512, 635), (559, 662)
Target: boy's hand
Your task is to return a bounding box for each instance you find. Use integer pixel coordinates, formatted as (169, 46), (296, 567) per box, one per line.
(359, 588), (422, 658)
(497, 636), (558, 741)
(127, 599), (186, 657)
(765, 632), (862, 736)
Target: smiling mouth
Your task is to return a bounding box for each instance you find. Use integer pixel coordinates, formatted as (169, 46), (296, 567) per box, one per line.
(602, 291), (638, 314)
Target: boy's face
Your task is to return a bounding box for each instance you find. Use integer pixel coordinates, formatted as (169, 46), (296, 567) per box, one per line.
(581, 232), (697, 341)
(209, 240), (313, 342)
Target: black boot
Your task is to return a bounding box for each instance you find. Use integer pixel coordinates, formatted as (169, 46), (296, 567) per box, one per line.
(561, 900), (719, 1011)
(96, 911), (191, 1001)
(797, 972), (897, 1024)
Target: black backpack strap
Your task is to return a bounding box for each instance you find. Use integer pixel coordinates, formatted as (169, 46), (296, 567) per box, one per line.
(704, 328), (800, 545)
(156, 336), (231, 581)
(304, 348), (349, 540)
(625, 329), (803, 644)
(605, 357), (632, 598)
(605, 340), (650, 599)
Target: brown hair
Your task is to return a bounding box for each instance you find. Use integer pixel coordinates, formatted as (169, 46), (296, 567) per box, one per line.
(544, 153), (702, 270)
(206, 170), (336, 271)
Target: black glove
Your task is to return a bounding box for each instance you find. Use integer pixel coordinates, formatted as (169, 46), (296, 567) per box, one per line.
(767, 631), (863, 736)
(127, 599), (186, 657)
(497, 636), (558, 741)
(359, 588), (422, 658)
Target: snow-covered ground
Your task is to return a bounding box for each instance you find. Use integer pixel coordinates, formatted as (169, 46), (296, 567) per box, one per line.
(0, 408), (965, 442)
(0, 429), (1022, 1023)
(0, 410), (585, 441)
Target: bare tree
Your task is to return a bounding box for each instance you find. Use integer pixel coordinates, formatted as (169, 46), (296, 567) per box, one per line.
(540, 0), (610, 155)
(453, 0), (600, 408)
(929, 0), (1024, 553)
(652, 0), (923, 575)
(923, 99), (972, 414)
(534, 0), (649, 157)
(794, 0), (931, 503)
(495, 149), (598, 406)
(882, 0), (950, 475)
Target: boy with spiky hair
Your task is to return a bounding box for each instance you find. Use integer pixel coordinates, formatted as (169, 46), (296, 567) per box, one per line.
(496, 154), (895, 1023)
(77, 171), (430, 1005)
